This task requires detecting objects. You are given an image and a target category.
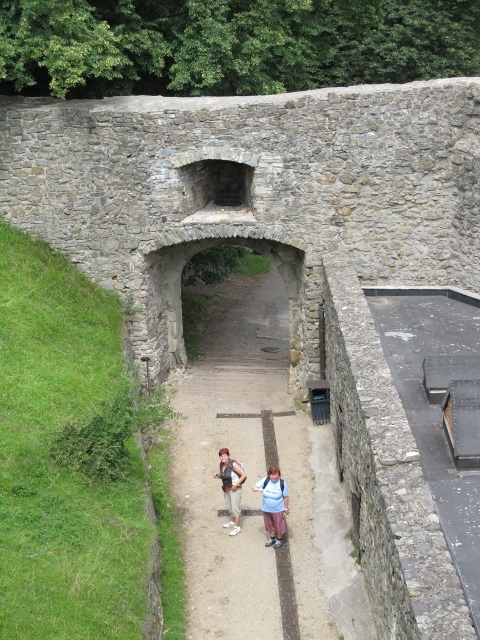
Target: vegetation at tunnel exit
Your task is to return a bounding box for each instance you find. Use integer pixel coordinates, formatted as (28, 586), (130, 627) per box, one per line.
(182, 245), (248, 287)
(233, 250), (271, 276)
(1, 0), (479, 99)
(182, 245), (271, 288)
(182, 248), (271, 360)
(0, 219), (185, 639)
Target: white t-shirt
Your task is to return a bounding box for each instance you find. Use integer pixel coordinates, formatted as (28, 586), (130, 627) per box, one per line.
(256, 477), (289, 513)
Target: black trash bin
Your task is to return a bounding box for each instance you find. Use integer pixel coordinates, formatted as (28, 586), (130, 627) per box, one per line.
(306, 380), (330, 424)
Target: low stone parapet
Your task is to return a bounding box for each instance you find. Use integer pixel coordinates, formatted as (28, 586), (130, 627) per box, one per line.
(322, 250), (476, 639)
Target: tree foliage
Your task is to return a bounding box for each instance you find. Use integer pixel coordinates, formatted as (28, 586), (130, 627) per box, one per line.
(169, 0), (331, 95)
(317, 0), (480, 87)
(0, 0), (169, 98)
(182, 245), (248, 286)
(0, 0), (479, 98)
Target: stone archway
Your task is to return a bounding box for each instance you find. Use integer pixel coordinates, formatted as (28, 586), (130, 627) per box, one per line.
(140, 230), (310, 389)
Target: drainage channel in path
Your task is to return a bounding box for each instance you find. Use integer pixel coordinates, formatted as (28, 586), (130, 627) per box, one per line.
(216, 409), (299, 640)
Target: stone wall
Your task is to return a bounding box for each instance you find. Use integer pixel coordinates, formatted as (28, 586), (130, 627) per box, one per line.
(1, 78), (480, 387)
(135, 433), (163, 640)
(450, 129), (480, 290)
(322, 250), (475, 639)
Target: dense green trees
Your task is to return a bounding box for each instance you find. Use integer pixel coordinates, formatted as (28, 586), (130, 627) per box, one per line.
(0, 0), (479, 98)
(0, 0), (169, 98)
(167, 0), (381, 95)
(182, 245), (248, 286)
(317, 0), (480, 87)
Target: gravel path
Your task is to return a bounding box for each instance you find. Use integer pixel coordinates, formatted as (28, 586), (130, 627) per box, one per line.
(167, 268), (376, 640)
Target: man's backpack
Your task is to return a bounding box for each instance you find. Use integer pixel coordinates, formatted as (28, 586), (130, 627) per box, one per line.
(228, 459), (247, 484)
(263, 477), (285, 492)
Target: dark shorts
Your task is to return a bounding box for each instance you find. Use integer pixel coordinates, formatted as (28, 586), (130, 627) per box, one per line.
(262, 510), (286, 536)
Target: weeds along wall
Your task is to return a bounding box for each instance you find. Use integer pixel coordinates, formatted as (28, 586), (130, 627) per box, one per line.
(1, 78), (480, 387)
(322, 250), (476, 640)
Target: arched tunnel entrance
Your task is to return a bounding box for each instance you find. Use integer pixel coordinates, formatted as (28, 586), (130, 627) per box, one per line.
(142, 236), (308, 389)
(181, 247), (291, 390)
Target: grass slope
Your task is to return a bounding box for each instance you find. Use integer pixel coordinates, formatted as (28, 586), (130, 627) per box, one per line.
(0, 221), (154, 639)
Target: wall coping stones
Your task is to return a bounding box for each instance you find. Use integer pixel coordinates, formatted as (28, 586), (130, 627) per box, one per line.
(2, 77), (479, 114)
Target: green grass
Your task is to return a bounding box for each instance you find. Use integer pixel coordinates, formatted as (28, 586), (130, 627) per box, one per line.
(233, 250), (271, 276)
(148, 430), (186, 640)
(0, 220), (184, 639)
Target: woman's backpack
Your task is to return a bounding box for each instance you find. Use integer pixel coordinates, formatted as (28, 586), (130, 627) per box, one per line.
(263, 477), (285, 492)
(228, 459), (247, 484)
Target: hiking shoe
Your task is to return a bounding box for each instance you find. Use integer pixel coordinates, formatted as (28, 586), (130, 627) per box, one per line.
(265, 538), (277, 547)
(273, 539), (284, 549)
(223, 521), (235, 528)
(229, 526), (241, 536)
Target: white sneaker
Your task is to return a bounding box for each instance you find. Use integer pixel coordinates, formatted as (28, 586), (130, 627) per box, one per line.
(229, 526), (241, 536)
(223, 521), (235, 528)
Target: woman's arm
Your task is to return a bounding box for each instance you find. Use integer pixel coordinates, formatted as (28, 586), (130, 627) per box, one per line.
(283, 484), (290, 513)
(252, 478), (265, 492)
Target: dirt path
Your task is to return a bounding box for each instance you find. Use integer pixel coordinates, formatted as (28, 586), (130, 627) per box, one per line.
(167, 269), (376, 640)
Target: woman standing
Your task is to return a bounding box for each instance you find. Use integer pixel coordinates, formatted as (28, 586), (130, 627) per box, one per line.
(252, 466), (290, 548)
(214, 447), (246, 536)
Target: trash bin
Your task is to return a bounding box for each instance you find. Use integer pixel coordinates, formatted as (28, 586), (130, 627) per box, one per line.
(306, 380), (330, 424)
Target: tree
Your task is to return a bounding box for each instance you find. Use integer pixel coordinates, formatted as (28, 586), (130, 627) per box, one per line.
(167, 0), (382, 95)
(0, 0), (382, 98)
(182, 246), (248, 286)
(1, 0), (479, 99)
(316, 0), (480, 87)
(0, 0), (169, 98)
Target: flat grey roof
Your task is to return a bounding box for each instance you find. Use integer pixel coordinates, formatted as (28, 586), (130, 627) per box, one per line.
(366, 292), (480, 636)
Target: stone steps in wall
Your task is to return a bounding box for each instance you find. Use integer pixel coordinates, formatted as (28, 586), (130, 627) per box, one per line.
(183, 356), (289, 397)
(193, 353), (288, 370)
(179, 375), (288, 397)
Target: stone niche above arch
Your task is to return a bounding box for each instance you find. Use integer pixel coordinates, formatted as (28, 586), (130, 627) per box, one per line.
(180, 159), (254, 212)
(169, 146), (259, 224)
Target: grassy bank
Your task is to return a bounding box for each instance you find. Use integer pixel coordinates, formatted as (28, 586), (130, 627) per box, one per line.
(148, 430), (186, 639)
(0, 221), (183, 639)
